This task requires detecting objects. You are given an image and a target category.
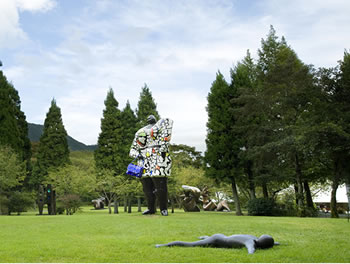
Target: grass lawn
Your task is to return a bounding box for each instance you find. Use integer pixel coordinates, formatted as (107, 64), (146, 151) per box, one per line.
(0, 206), (349, 263)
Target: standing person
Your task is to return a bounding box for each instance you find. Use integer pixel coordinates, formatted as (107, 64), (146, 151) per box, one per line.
(130, 115), (173, 216)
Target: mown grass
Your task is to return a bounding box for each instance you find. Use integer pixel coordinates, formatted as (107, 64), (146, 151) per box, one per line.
(0, 207), (349, 263)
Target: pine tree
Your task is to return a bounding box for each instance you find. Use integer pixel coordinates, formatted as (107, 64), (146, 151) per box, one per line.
(32, 99), (70, 186)
(0, 71), (31, 182)
(120, 100), (138, 169)
(205, 71), (243, 215)
(252, 27), (317, 212)
(94, 88), (124, 175)
(136, 84), (160, 127)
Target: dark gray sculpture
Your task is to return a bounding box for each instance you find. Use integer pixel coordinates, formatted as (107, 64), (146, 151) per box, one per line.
(156, 234), (279, 254)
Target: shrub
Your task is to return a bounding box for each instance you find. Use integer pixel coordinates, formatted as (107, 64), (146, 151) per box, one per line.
(8, 191), (34, 215)
(247, 198), (278, 216)
(297, 206), (318, 217)
(58, 194), (81, 215)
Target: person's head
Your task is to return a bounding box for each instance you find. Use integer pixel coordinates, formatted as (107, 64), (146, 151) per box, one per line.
(255, 235), (275, 249)
(147, 115), (157, 125)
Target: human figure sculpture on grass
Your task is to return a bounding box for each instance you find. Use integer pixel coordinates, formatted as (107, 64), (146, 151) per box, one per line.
(129, 115), (173, 216)
(156, 234), (279, 254)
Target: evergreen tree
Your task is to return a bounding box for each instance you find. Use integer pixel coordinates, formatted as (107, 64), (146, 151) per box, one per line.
(0, 71), (31, 183)
(313, 51), (350, 217)
(32, 99), (70, 186)
(120, 100), (138, 169)
(205, 71), (243, 215)
(136, 84), (160, 127)
(230, 50), (259, 200)
(94, 88), (124, 175)
(255, 28), (318, 213)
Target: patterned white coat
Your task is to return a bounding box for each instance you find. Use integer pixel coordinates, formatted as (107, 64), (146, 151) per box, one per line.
(129, 118), (173, 178)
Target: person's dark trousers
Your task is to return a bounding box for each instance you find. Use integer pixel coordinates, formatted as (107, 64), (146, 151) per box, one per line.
(141, 177), (156, 213)
(152, 177), (168, 211)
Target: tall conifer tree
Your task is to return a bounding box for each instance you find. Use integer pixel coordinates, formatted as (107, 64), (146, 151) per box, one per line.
(205, 71), (243, 215)
(136, 84), (160, 127)
(120, 100), (137, 169)
(0, 71), (31, 183)
(94, 88), (124, 175)
(32, 99), (70, 186)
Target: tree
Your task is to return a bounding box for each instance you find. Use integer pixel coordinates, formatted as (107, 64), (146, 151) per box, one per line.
(120, 101), (138, 170)
(314, 51), (350, 217)
(230, 50), (259, 200)
(0, 71), (31, 180)
(136, 84), (160, 127)
(94, 88), (124, 175)
(205, 71), (243, 215)
(0, 146), (26, 214)
(32, 99), (70, 187)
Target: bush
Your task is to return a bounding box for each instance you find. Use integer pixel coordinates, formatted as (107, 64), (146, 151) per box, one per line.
(297, 206), (318, 217)
(58, 194), (81, 215)
(247, 198), (278, 216)
(8, 191), (34, 215)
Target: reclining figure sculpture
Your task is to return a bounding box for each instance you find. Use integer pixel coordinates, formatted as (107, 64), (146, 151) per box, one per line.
(156, 234), (279, 254)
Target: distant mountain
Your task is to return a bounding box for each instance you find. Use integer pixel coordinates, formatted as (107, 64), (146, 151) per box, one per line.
(28, 123), (97, 151)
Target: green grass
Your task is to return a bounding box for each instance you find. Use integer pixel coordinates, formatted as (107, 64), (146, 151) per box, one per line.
(0, 207), (349, 263)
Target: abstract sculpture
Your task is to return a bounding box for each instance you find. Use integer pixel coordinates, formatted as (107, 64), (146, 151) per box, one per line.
(130, 115), (173, 216)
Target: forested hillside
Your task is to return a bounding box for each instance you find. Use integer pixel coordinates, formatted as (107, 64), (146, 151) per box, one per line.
(28, 123), (97, 151)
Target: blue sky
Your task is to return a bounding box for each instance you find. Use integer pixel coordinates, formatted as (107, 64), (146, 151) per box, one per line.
(1, 0), (350, 153)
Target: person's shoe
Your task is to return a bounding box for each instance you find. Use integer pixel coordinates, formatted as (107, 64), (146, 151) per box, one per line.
(142, 209), (155, 215)
(161, 209), (168, 216)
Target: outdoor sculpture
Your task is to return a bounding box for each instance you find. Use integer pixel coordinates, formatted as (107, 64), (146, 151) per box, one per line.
(181, 185), (231, 212)
(156, 234), (279, 254)
(181, 185), (201, 212)
(92, 197), (105, 209)
(129, 115), (173, 216)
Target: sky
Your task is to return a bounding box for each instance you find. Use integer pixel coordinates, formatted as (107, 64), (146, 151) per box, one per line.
(1, 0), (350, 154)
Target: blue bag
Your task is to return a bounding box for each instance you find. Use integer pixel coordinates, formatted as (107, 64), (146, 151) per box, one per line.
(126, 156), (143, 178)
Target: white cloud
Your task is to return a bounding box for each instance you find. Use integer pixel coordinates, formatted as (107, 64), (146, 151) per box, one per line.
(0, 0), (56, 48)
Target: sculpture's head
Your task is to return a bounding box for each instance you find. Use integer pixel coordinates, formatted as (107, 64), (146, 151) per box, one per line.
(147, 115), (157, 125)
(255, 235), (275, 249)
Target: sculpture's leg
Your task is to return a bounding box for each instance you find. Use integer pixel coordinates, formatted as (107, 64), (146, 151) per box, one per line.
(141, 178), (156, 214)
(156, 236), (218, 248)
(153, 177), (168, 215)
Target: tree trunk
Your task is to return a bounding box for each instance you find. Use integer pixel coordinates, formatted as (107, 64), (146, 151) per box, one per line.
(114, 198), (118, 214)
(246, 161), (256, 200)
(137, 197), (141, 212)
(231, 177), (242, 216)
(295, 153), (304, 208)
(171, 198), (174, 213)
(128, 197), (132, 213)
(346, 183), (350, 219)
(294, 183), (299, 206)
(303, 180), (314, 209)
(108, 203), (112, 214)
(262, 181), (269, 199)
(124, 196), (127, 212)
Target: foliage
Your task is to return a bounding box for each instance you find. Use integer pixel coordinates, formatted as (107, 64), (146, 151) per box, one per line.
(7, 191), (34, 215)
(247, 198), (278, 216)
(205, 71), (243, 215)
(0, 146), (26, 192)
(120, 101), (138, 171)
(57, 194), (81, 215)
(47, 164), (96, 201)
(136, 84), (160, 127)
(0, 71), (31, 184)
(94, 88), (124, 175)
(32, 99), (70, 186)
